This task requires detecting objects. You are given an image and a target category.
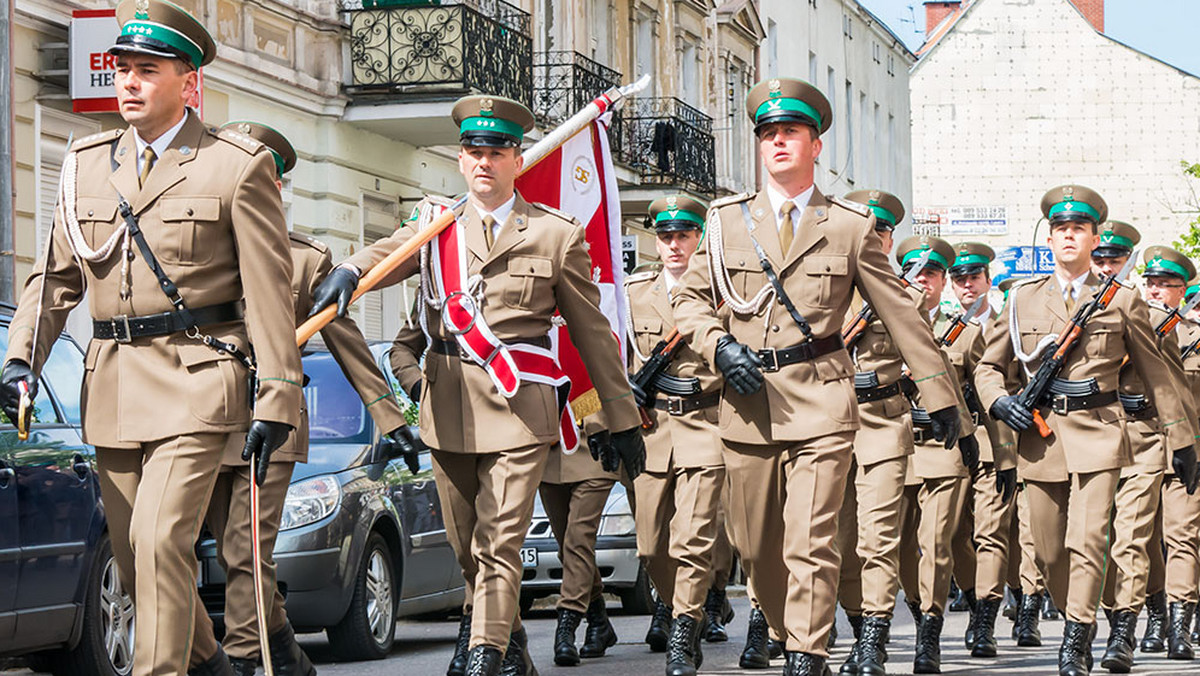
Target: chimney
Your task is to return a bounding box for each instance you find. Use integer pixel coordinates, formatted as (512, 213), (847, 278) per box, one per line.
(924, 1), (961, 37)
(1069, 0), (1104, 32)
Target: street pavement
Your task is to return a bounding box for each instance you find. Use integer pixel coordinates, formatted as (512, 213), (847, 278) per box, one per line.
(6, 590), (1200, 674)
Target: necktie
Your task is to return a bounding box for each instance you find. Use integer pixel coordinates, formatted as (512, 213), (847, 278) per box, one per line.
(779, 200), (796, 254)
(483, 215), (496, 250)
(138, 147), (156, 188)
(1064, 285), (1075, 312)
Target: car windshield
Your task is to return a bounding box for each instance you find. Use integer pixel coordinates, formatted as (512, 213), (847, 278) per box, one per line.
(303, 351), (371, 443)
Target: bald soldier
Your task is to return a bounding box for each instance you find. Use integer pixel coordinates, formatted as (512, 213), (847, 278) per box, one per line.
(671, 76), (962, 676)
(975, 185), (1198, 676)
(0, 2), (302, 675)
(309, 94), (643, 676)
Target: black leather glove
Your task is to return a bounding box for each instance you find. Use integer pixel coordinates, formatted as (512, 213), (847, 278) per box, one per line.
(408, 381), (422, 404)
(996, 467), (1017, 503)
(927, 405), (962, 449)
(958, 433), (980, 474)
(308, 267), (359, 319)
(241, 420), (293, 486)
(587, 429), (619, 473)
(631, 381), (657, 409)
(714, 334), (764, 396)
(1173, 445), (1199, 495)
(384, 426), (424, 475)
(990, 395), (1033, 432)
(0, 360), (36, 427)
(611, 427), (646, 480)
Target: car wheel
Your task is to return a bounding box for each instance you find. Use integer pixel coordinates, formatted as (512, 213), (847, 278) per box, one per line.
(327, 532), (397, 661)
(43, 533), (135, 676)
(618, 564), (655, 615)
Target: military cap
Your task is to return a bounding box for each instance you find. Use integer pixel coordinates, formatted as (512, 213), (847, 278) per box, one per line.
(221, 121), (296, 177)
(745, 77), (833, 136)
(895, 235), (955, 273)
(648, 195), (707, 233)
(948, 242), (995, 277)
(451, 95), (535, 148)
(1040, 184), (1108, 227)
(1187, 276), (1200, 301)
(110, 0), (216, 70)
(844, 190), (904, 232)
(1142, 246), (1196, 282)
(1092, 220), (1141, 259)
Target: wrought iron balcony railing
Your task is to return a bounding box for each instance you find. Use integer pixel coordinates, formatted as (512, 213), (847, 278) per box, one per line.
(532, 51), (622, 127)
(343, 0), (532, 106)
(613, 97), (717, 195)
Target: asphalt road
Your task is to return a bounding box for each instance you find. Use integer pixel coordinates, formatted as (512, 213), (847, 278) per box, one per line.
(7, 590), (1200, 674)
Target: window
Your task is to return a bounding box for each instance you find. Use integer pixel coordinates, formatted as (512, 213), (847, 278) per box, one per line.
(887, 113), (895, 187)
(873, 42), (881, 64)
(887, 53), (895, 76)
(636, 11), (656, 95)
(843, 13), (852, 38)
(591, 0), (613, 65)
(767, 20), (779, 78)
(359, 193), (401, 342)
(0, 326), (59, 426)
(826, 67), (837, 169)
(808, 51), (818, 85)
(844, 81), (854, 182)
(41, 338), (85, 425)
(873, 102), (882, 185)
(680, 42), (699, 106)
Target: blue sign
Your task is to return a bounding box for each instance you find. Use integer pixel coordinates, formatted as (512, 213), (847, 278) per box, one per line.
(994, 245), (1055, 284)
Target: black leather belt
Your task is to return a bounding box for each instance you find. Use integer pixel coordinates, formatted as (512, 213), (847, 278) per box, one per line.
(430, 336), (551, 359)
(757, 333), (845, 373)
(1044, 390), (1118, 415)
(93, 302), (243, 342)
(654, 391), (720, 416)
(913, 427), (937, 444)
(857, 381), (902, 404)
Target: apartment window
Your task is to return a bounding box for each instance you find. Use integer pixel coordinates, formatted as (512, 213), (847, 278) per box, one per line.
(844, 81), (855, 182)
(636, 12), (656, 94)
(873, 42), (881, 64)
(857, 91), (867, 184)
(590, 0), (612, 64)
(767, 20), (779, 78)
(680, 42), (699, 106)
(360, 193), (400, 341)
(887, 53), (895, 76)
(809, 0), (817, 7)
(843, 13), (852, 38)
(826, 67), (837, 169)
(808, 51), (818, 85)
(887, 113), (895, 187)
(873, 102), (882, 185)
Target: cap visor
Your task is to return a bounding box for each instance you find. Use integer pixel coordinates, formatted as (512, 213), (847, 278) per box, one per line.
(1090, 246), (1131, 259)
(950, 264), (987, 276)
(754, 113), (819, 133)
(108, 43), (182, 61)
(654, 221), (703, 233)
(460, 132), (519, 148)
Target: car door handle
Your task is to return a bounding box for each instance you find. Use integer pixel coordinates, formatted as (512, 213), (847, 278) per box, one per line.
(0, 465), (13, 488)
(72, 454), (90, 480)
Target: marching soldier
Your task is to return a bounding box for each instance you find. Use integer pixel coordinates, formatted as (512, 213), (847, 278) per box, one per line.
(0, 2), (303, 674)
(975, 185), (1198, 676)
(626, 194), (727, 676)
(309, 94), (644, 676)
(671, 77), (962, 676)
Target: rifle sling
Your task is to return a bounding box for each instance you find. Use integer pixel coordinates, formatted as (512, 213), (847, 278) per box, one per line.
(739, 202), (814, 341)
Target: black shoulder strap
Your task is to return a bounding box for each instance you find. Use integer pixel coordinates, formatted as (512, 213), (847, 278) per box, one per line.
(738, 202), (814, 341)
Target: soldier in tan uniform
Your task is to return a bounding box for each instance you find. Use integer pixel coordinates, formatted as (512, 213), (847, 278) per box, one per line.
(625, 195), (726, 676)
(975, 185), (1198, 676)
(672, 77), (963, 676)
(0, 3), (303, 675)
(309, 95), (643, 676)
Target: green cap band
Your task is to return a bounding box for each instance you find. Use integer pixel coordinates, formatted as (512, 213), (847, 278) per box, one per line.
(1146, 257), (1190, 280)
(1099, 232), (1133, 249)
(754, 97), (823, 128)
(121, 19), (204, 68)
(654, 210), (705, 226)
(1187, 284), (1199, 298)
(867, 205), (896, 226)
(902, 248), (950, 270)
(952, 253), (990, 269)
(267, 149), (286, 177)
(1049, 199), (1100, 222)
(460, 116), (525, 142)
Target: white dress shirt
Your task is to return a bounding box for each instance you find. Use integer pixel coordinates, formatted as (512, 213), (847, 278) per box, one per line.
(477, 194), (516, 241)
(134, 112), (189, 175)
(1056, 269), (1089, 304)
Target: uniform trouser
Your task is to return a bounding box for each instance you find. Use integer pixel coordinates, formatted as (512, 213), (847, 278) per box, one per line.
(1145, 498), (1166, 597)
(538, 478), (614, 614)
(1025, 470), (1121, 624)
(1100, 471), (1163, 613)
(633, 463), (725, 619)
(1017, 487), (1046, 595)
(836, 462), (864, 616)
(898, 484), (922, 606)
(844, 456), (908, 618)
(1162, 476), (1200, 603)
(951, 490), (977, 593)
(1006, 500), (1022, 590)
(202, 461), (294, 659)
(973, 463), (1015, 601)
(432, 443), (549, 649)
(711, 494), (735, 591)
(917, 476), (970, 615)
(96, 434), (228, 676)
(723, 433), (855, 657)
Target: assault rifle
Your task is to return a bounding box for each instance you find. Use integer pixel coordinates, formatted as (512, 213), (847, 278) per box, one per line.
(842, 248), (933, 349)
(937, 295), (988, 348)
(631, 329), (698, 429)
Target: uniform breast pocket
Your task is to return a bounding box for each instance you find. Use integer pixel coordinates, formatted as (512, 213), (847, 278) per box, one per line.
(633, 316), (663, 357)
(503, 255), (554, 309)
(75, 197), (119, 249)
(802, 254), (849, 309)
(1084, 324), (1119, 359)
(722, 247), (760, 299)
(1019, 320), (1055, 356)
(159, 196), (221, 265)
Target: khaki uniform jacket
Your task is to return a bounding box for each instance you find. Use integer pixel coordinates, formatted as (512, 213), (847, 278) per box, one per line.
(975, 273), (1195, 482)
(5, 112), (302, 447)
(1176, 319), (1200, 476)
(909, 307), (977, 480)
(1118, 303), (1195, 475)
(353, 194), (638, 453)
(947, 306), (1016, 470)
(673, 188), (959, 445)
(627, 269), (724, 472)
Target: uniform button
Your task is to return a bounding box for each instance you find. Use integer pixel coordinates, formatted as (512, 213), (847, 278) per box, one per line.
(826, 265), (831, 271)
(87, 210), (94, 217)
(186, 208), (194, 216)
(771, 325), (780, 333)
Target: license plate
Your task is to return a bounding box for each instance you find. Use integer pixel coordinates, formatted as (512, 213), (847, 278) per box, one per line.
(519, 547), (538, 568)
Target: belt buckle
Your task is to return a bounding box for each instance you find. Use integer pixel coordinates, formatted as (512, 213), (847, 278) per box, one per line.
(667, 398), (685, 416)
(1050, 393), (1069, 415)
(111, 315), (132, 344)
(758, 348), (779, 373)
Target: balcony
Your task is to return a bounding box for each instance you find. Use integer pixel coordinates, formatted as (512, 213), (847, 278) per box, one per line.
(341, 0), (533, 146)
(532, 51), (622, 127)
(613, 97), (717, 197)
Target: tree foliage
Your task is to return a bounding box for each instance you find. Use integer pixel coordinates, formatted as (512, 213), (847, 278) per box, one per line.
(1172, 161), (1200, 262)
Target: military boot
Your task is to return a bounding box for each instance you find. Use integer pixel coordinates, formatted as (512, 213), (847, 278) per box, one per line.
(229, 658), (257, 676)
(1192, 606), (1200, 643)
(188, 648), (235, 676)
(855, 617), (889, 676)
(465, 646), (503, 676)
(785, 652), (832, 676)
(1141, 591), (1168, 652)
(1042, 594), (1062, 620)
(703, 586), (734, 642)
(665, 615), (703, 676)
(580, 597), (617, 658)
(949, 580), (969, 612)
(646, 599), (672, 653)
(553, 608), (583, 666)
(962, 588), (978, 648)
(906, 599), (924, 630)
(1168, 601), (1197, 660)
(913, 614), (944, 674)
(970, 597), (1001, 658)
(827, 621), (838, 649)
(839, 614), (864, 675)
(1100, 609), (1137, 672)
(1015, 592), (1043, 647)
(740, 606), (773, 669)
(268, 622), (317, 676)
(1003, 586), (1022, 621)
(448, 612), (473, 676)
(1058, 621), (1093, 676)
(499, 627), (537, 676)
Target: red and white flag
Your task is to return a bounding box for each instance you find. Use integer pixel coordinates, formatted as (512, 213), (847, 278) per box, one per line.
(515, 111), (626, 422)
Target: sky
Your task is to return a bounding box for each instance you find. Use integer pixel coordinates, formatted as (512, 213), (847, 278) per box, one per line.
(856, 0), (1200, 76)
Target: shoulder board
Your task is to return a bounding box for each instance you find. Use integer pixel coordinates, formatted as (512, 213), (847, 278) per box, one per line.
(288, 232), (329, 254)
(711, 192), (752, 209)
(70, 129), (123, 152)
(425, 194), (456, 208)
(829, 195), (871, 217)
(214, 127), (265, 155)
(530, 201), (580, 224)
(624, 269), (660, 286)
(1009, 275), (1048, 293)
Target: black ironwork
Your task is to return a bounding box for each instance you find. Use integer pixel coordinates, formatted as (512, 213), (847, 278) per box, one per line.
(532, 51), (621, 126)
(613, 97), (716, 195)
(344, 0), (532, 106)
